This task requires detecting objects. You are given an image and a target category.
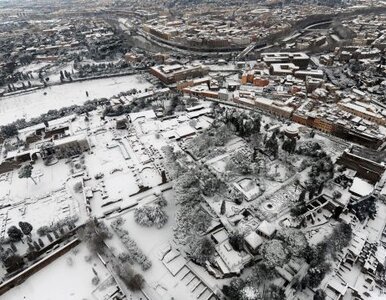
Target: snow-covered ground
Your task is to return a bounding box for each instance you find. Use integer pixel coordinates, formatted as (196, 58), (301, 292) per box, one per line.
(0, 159), (69, 201)
(83, 120), (163, 217)
(4, 244), (112, 300)
(105, 189), (204, 300)
(0, 75), (152, 126)
(0, 159), (87, 239)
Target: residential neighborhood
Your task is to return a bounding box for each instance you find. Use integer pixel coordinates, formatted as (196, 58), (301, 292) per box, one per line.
(0, 0), (386, 300)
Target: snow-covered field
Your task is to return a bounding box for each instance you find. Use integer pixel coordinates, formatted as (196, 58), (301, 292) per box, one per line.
(0, 75), (152, 126)
(4, 244), (112, 300)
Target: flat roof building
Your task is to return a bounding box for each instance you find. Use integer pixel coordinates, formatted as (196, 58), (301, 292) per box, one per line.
(261, 52), (310, 69)
(150, 64), (209, 84)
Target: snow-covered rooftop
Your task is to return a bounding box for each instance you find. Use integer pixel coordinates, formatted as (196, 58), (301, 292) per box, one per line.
(349, 177), (374, 197)
(244, 231), (263, 250)
(257, 220), (276, 237)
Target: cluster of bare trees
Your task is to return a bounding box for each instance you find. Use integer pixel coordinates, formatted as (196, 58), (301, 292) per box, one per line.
(111, 218), (152, 271)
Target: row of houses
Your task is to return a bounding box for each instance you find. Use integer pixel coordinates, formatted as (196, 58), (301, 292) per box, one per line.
(232, 93), (386, 150)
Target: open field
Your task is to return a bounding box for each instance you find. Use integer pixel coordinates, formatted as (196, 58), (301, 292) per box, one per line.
(0, 75), (152, 126)
(4, 244), (111, 300)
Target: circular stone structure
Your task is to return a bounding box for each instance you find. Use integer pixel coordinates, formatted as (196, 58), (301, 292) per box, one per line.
(284, 125), (299, 138)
